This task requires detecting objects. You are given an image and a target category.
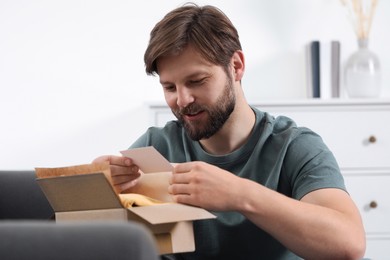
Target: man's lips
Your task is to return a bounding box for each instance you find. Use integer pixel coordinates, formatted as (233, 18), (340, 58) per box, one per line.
(184, 110), (204, 120)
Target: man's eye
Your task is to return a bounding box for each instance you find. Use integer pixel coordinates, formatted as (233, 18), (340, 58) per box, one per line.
(189, 78), (206, 86)
(163, 85), (176, 92)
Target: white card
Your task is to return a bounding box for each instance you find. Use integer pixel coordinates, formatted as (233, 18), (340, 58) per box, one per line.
(120, 146), (173, 173)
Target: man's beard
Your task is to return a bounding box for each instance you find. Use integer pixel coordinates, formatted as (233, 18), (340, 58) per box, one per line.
(172, 76), (236, 141)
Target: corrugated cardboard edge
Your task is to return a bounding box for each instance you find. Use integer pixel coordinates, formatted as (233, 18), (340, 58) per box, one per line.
(35, 162), (112, 185)
(128, 203), (216, 224)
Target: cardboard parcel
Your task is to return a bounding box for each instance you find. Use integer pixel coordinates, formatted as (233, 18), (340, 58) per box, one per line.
(35, 146), (216, 254)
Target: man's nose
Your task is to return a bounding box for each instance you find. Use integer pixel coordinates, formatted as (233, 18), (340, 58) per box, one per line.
(176, 86), (195, 108)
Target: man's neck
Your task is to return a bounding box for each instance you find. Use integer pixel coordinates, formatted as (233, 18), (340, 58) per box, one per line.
(199, 100), (255, 155)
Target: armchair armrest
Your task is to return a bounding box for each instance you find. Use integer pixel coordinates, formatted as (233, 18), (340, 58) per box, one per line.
(0, 221), (159, 260)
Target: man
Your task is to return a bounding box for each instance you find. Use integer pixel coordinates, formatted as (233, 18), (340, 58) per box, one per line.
(94, 4), (365, 259)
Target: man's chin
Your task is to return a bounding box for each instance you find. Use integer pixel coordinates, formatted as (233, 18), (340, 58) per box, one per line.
(183, 125), (205, 141)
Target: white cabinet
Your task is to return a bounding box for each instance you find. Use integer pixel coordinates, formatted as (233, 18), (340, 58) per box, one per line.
(149, 99), (390, 259)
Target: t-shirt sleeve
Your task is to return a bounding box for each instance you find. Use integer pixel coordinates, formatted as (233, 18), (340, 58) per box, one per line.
(128, 123), (186, 163)
(129, 126), (169, 149)
(283, 128), (347, 200)
(129, 131), (150, 148)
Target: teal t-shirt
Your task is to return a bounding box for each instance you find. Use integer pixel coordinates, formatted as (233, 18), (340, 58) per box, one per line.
(130, 107), (346, 260)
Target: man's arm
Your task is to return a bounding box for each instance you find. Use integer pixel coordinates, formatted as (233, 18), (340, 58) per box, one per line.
(238, 180), (365, 260)
(169, 162), (366, 260)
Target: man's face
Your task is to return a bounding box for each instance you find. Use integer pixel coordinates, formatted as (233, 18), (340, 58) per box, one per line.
(157, 46), (236, 141)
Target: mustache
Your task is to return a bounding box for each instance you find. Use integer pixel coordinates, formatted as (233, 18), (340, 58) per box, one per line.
(174, 104), (204, 116)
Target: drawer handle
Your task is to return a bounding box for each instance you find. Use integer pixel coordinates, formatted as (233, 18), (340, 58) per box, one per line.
(369, 200), (378, 209)
(368, 135), (377, 143)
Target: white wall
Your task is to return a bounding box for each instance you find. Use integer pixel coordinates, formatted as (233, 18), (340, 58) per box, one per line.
(1, 0), (389, 170)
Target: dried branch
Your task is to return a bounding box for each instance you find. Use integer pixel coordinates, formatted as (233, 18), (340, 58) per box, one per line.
(340, 0), (378, 39)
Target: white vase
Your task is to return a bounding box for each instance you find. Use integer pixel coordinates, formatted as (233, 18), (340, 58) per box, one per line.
(344, 38), (381, 98)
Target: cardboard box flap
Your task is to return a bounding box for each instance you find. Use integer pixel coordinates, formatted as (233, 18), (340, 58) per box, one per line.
(35, 162), (112, 184)
(125, 172), (173, 202)
(37, 173), (122, 212)
(128, 203), (216, 225)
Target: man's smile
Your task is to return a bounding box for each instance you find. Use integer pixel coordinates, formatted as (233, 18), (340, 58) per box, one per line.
(184, 110), (205, 121)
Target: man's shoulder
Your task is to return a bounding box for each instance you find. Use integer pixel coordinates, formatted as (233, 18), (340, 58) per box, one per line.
(252, 107), (299, 134)
(252, 107), (321, 148)
(147, 120), (182, 134)
(131, 120), (186, 157)
(143, 120), (184, 141)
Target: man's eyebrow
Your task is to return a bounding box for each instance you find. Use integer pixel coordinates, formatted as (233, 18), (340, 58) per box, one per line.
(160, 72), (210, 85)
(159, 79), (171, 85)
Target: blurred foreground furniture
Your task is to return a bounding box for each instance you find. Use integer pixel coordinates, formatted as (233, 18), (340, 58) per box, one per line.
(0, 221), (159, 260)
(0, 170), (53, 219)
(0, 171), (159, 260)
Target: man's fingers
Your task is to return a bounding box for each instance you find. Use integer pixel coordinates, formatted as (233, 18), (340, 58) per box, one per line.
(119, 179), (139, 193)
(93, 155), (141, 194)
(170, 171), (190, 184)
(93, 155), (139, 177)
(110, 164), (139, 177)
(173, 162), (194, 173)
(171, 194), (193, 205)
(111, 172), (140, 185)
(168, 183), (190, 195)
(93, 155), (133, 167)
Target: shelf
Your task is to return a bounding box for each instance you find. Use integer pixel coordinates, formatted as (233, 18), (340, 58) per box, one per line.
(147, 98), (390, 109)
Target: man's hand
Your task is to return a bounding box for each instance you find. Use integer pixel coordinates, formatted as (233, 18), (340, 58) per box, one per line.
(93, 155), (140, 193)
(168, 161), (243, 211)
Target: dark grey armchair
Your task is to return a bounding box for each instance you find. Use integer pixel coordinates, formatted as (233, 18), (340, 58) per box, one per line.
(0, 171), (159, 260)
(0, 221), (159, 260)
(0, 170), (53, 219)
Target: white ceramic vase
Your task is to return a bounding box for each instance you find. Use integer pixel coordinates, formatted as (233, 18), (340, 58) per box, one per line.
(344, 38), (381, 98)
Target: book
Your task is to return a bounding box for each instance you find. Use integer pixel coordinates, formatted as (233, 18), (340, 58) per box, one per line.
(305, 43), (313, 98)
(310, 41), (320, 98)
(331, 41), (341, 98)
(306, 40), (341, 99)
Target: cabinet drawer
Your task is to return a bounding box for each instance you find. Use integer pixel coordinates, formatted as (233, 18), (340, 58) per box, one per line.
(365, 237), (390, 259)
(266, 109), (390, 168)
(343, 174), (390, 234)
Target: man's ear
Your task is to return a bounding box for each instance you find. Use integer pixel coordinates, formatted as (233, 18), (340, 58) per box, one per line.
(231, 50), (245, 81)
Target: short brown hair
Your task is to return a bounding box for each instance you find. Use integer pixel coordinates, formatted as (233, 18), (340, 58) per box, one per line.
(144, 3), (242, 75)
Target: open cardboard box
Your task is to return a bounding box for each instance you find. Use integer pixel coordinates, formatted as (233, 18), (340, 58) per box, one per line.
(35, 147), (215, 255)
